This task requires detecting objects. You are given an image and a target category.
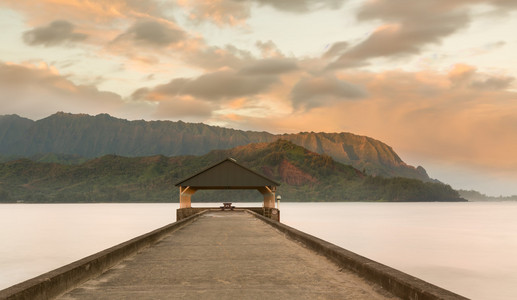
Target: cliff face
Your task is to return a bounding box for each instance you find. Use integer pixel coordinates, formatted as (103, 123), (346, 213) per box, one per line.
(0, 112), (429, 181)
(279, 132), (429, 180)
(1, 112), (274, 157)
(0, 114), (33, 153)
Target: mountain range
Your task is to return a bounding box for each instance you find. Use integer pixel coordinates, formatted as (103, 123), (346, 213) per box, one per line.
(0, 112), (429, 181)
(0, 140), (463, 203)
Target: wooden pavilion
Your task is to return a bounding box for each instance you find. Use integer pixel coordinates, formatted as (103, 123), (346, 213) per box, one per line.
(175, 158), (281, 220)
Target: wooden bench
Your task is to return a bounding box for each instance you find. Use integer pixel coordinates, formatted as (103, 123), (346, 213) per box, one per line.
(220, 202), (235, 210)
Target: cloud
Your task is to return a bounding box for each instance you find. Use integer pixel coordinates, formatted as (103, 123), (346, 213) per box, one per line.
(326, 0), (517, 69)
(2, 0), (182, 51)
(177, 0), (346, 26)
(238, 58), (298, 75)
(470, 76), (514, 90)
(328, 1), (471, 68)
(181, 0), (251, 26)
(448, 64), (515, 90)
(255, 40), (283, 58)
(480, 0), (517, 13)
(113, 20), (186, 47)
(322, 41), (348, 59)
(1, 0), (175, 25)
(130, 57), (300, 119)
(184, 44), (253, 71)
(0, 61), (209, 121)
(448, 64), (477, 85)
(290, 76), (366, 110)
(133, 56), (301, 106)
(134, 69), (277, 102)
(0, 62), (127, 119)
(103, 18), (199, 65)
(256, 0), (345, 13)
(23, 20), (88, 47)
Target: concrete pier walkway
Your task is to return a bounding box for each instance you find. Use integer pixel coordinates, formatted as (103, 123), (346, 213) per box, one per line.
(59, 211), (395, 300)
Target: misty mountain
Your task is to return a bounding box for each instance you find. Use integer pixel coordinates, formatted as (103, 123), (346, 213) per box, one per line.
(458, 190), (517, 202)
(0, 112), (429, 180)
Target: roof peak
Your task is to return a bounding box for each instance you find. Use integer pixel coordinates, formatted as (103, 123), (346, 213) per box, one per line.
(175, 157), (279, 188)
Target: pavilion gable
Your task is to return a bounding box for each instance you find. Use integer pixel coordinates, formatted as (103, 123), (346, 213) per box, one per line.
(175, 158), (279, 189)
(175, 158), (280, 208)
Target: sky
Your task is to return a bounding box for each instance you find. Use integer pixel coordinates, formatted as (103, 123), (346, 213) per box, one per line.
(0, 0), (516, 196)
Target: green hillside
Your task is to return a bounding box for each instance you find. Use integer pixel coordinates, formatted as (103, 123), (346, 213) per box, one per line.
(0, 140), (464, 203)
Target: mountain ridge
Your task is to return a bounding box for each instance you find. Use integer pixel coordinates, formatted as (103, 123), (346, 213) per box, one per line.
(0, 112), (429, 181)
(0, 140), (463, 203)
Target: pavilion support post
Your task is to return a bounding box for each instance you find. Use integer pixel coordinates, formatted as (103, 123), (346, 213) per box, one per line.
(179, 186), (197, 208)
(258, 186), (276, 208)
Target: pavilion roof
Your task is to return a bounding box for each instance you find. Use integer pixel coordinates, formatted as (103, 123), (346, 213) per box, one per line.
(175, 158), (280, 189)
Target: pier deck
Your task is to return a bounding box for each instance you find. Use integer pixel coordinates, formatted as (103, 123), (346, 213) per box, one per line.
(58, 211), (395, 299)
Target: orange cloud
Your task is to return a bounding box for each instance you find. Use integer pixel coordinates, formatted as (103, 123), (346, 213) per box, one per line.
(373, 23), (401, 34)
(0, 61), (128, 118)
(1, 0), (186, 56)
(448, 63), (476, 84)
(1, 0), (171, 25)
(228, 98), (247, 109)
(177, 0), (249, 26)
(220, 113), (243, 121)
(218, 66), (517, 177)
(177, 0), (346, 26)
(448, 63), (515, 90)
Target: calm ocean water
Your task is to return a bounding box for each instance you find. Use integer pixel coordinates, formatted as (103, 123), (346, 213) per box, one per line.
(1, 202), (516, 299)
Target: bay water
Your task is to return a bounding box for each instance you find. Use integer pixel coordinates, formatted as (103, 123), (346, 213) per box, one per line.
(1, 202), (516, 299)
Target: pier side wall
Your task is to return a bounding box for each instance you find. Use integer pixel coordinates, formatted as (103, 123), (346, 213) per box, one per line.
(176, 207), (209, 220)
(177, 207), (279, 221)
(0, 211), (207, 300)
(247, 210), (468, 300)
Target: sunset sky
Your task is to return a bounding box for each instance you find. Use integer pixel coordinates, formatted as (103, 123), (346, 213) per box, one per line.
(1, 0), (516, 196)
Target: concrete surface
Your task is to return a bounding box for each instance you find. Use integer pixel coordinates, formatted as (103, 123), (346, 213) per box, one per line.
(58, 211), (396, 300)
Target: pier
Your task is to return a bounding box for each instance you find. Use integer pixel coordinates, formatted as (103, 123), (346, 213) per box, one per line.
(58, 210), (392, 299)
(1, 209), (468, 300)
(0, 158), (468, 299)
